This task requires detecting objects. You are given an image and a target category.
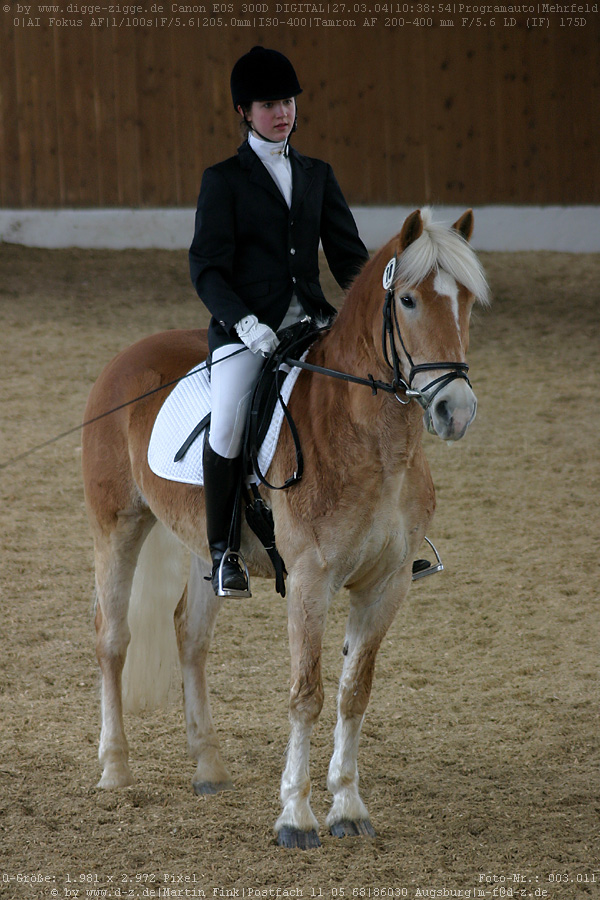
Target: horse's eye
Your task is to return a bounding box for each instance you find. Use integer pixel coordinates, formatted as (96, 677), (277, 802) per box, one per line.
(400, 295), (416, 310)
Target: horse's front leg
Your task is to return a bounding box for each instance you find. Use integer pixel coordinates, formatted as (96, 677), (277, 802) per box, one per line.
(175, 554), (233, 794)
(327, 569), (411, 838)
(275, 571), (330, 849)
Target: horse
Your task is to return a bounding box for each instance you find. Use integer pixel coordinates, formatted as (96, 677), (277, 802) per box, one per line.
(81, 208), (489, 849)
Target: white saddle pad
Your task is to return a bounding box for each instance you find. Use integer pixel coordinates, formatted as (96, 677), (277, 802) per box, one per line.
(147, 357), (305, 485)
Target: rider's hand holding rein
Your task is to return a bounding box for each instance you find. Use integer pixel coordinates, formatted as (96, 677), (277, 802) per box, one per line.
(235, 314), (280, 357)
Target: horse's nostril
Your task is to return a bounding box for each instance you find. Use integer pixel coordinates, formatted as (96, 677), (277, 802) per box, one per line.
(434, 399), (451, 424)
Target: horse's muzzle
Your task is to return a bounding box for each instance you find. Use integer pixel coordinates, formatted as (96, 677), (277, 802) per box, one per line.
(424, 380), (478, 441)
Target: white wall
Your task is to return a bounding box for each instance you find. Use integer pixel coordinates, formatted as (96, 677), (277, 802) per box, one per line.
(0, 206), (598, 252)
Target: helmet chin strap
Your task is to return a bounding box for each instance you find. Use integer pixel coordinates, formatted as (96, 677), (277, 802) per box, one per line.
(244, 109), (298, 157)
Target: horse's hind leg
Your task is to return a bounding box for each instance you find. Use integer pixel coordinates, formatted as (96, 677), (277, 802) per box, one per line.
(326, 572), (410, 838)
(94, 510), (154, 788)
(174, 554), (233, 794)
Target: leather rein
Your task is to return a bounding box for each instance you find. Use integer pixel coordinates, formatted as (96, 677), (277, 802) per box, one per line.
(252, 269), (472, 491)
(286, 276), (471, 413)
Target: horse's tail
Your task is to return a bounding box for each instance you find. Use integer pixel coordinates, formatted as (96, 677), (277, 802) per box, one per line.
(122, 522), (189, 714)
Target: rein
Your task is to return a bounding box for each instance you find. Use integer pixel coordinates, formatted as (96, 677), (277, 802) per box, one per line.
(251, 282), (472, 491)
(3, 276), (470, 475)
(282, 355), (397, 397)
(284, 285), (471, 413)
(0, 347), (249, 472)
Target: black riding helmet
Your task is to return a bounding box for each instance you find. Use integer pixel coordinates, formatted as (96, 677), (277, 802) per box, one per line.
(230, 46), (303, 109)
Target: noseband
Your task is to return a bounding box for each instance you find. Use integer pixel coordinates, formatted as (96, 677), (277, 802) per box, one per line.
(382, 282), (471, 411)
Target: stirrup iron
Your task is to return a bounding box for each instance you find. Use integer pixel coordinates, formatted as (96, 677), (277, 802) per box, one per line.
(216, 548), (252, 598)
(412, 536), (444, 581)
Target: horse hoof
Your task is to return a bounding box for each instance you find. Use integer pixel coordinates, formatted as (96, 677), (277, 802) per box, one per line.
(193, 780), (234, 795)
(97, 766), (134, 789)
(330, 819), (376, 839)
(277, 827), (321, 849)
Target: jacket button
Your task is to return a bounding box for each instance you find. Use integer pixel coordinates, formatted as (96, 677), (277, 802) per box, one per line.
(292, 277), (297, 284)
(290, 248), (296, 255)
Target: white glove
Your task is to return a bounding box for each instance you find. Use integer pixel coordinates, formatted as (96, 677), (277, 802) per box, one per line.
(234, 315), (280, 356)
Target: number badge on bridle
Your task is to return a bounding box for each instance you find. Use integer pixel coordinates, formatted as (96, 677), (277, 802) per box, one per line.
(382, 255), (397, 291)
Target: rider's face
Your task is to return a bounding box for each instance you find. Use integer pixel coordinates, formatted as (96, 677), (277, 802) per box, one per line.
(241, 98), (296, 142)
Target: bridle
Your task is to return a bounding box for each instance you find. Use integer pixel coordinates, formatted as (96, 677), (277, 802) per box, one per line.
(382, 279), (471, 411)
(252, 267), (475, 490)
(286, 257), (472, 415)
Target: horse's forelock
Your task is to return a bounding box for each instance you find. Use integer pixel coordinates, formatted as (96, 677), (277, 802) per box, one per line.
(394, 209), (490, 306)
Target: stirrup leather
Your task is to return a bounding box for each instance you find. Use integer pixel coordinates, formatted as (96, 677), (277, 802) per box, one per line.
(412, 537), (444, 581)
(216, 548), (252, 598)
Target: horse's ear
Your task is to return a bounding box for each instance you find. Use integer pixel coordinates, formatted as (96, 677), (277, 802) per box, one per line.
(399, 210), (424, 250)
(453, 209), (474, 242)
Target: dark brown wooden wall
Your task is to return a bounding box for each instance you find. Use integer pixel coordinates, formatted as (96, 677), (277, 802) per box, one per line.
(1, 19), (598, 207)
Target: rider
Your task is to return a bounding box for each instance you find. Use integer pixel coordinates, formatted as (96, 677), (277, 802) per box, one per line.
(189, 45), (369, 596)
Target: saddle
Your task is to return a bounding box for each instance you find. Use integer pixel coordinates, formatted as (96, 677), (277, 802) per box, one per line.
(174, 319), (329, 598)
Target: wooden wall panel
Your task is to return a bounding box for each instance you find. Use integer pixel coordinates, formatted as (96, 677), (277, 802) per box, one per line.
(29, 25), (59, 204)
(0, 22), (598, 207)
(92, 31), (120, 206)
(557, 31), (598, 201)
(0, 23), (19, 206)
(12, 26), (61, 205)
(112, 31), (142, 205)
(169, 28), (208, 205)
(137, 27), (173, 205)
(53, 31), (98, 203)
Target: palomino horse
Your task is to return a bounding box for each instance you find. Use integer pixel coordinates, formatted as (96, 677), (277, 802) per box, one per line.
(82, 208), (489, 849)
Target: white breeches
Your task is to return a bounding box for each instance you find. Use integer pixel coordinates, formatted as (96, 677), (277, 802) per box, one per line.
(208, 344), (265, 459)
(208, 297), (306, 459)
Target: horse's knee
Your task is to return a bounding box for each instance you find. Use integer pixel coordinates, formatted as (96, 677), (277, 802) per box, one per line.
(290, 673), (324, 723)
(339, 675), (373, 719)
(94, 601), (104, 634)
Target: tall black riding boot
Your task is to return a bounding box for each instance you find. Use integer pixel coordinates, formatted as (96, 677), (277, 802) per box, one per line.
(202, 439), (251, 597)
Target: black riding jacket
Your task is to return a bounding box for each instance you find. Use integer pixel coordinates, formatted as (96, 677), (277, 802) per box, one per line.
(189, 140), (369, 351)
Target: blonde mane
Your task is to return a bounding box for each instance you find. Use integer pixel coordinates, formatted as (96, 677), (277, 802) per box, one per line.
(395, 208), (490, 306)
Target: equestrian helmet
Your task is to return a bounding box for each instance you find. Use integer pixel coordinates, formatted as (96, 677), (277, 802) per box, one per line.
(230, 46), (303, 109)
